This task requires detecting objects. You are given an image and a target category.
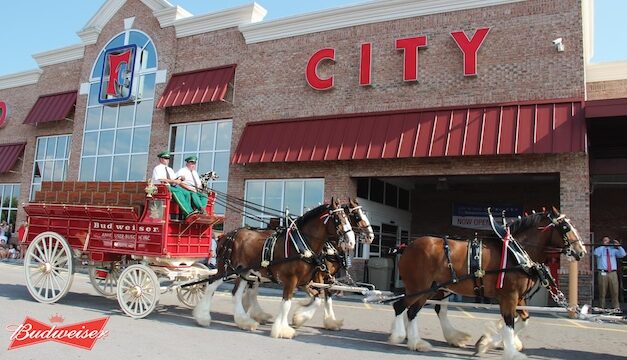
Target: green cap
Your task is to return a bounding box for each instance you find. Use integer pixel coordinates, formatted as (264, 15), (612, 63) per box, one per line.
(185, 155), (198, 163)
(157, 151), (171, 159)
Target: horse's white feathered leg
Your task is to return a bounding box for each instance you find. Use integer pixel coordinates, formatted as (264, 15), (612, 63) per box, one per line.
(406, 313), (432, 352)
(389, 309), (407, 344)
(476, 316), (527, 353)
(246, 282), (273, 324)
(292, 296), (321, 328)
(322, 296), (343, 330)
(502, 321), (527, 360)
(233, 280), (259, 330)
(437, 298), (472, 347)
(193, 278), (223, 327)
(271, 299), (295, 339)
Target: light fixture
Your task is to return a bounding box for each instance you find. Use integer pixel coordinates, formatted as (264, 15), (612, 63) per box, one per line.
(552, 38), (564, 52)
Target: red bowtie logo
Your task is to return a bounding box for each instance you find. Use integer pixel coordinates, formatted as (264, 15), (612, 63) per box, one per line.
(7, 316), (109, 350)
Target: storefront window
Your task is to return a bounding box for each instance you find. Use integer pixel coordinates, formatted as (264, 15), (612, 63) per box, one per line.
(243, 179), (324, 228)
(30, 135), (71, 200)
(0, 184), (20, 232)
(169, 120), (232, 214)
(80, 30), (157, 181)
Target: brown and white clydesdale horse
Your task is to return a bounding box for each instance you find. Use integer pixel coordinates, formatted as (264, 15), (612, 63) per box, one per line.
(289, 198), (375, 329)
(389, 208), (586, 360)
(193, 199), (356, 339)
(229, 198), (375, 331)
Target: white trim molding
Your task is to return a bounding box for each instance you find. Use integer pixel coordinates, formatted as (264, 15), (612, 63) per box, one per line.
(586, 61), (627, 82)
(32, 44), (85, 68)
(173, 3), (267, 38)
(154, 6), (192, 28)
(78, 0), (182, 43)
(0, 69), (42, 90)
(582, 0), (594, 64)
(240, 0), (524, 44)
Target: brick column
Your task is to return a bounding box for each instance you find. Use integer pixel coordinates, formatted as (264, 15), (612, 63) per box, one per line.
(558, 153), (592, 305)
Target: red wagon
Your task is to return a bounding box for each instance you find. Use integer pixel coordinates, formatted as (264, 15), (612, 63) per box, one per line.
(21, 181), (222, 318)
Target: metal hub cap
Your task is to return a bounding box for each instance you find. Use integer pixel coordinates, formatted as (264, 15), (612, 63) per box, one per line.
(130, 285), (143, 298)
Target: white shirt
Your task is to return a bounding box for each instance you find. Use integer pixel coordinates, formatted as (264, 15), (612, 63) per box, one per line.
(152, 164), (177, 184)
(176, 167), (202, 190)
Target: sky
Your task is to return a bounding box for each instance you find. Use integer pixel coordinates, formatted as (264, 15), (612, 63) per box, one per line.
(0, 0), (624, 76)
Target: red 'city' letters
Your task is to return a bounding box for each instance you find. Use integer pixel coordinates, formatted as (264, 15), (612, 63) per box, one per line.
(306, 27), (490, 90)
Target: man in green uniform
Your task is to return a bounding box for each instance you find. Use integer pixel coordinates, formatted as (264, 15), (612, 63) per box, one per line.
(175, 155), (208, 214)
(151, 151), (194, 217)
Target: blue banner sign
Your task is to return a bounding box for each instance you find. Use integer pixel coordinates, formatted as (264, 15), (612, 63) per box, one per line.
(452, 203), (523, 230)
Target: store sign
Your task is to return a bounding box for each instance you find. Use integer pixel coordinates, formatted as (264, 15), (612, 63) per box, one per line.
(98, 45), (137, 104)
(306, 27), (490, 90)
(0, 101), (9, 128)
(452, 203), (522, 230)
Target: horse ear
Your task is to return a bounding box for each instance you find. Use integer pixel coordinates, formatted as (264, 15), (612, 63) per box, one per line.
(551, 206), (560, 216)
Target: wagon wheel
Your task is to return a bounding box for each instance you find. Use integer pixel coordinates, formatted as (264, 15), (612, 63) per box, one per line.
(89, 262), (121, 297)
(24, 231), (74, 303)
(117, 264), (160, 319)
(176, 263), (209, 308)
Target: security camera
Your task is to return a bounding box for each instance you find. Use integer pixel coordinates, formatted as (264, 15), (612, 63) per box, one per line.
(552, 38), (564, 52)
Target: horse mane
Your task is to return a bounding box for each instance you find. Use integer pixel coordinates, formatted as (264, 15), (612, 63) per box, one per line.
(295, 204), (330, 228)
(508, 212), (548, 236)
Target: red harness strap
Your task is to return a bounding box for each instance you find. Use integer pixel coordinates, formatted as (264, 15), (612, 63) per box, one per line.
(497, 226), (510, 289)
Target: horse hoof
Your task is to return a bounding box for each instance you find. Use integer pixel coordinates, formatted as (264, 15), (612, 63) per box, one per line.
(271, 325), (296, 339)
(388, 333), (406, 344)
(475, 335), (491, 355)
(237, 319), (259, 331)
(407, 339), (432, 352)
(323, 318), (343, 331)
(194, 314), (212, 327)
(445, 330), (472, 347)
(292, 312), (313, 328)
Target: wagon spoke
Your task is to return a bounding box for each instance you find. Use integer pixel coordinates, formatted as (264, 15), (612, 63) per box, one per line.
(121, 278), (134, 288)
(53, 255), (69, 268)
(29, 252), (45, 265)
(49, 239), (60, 264)
(50, 273), (60, 294)
(32, 272), (46, 288)
(35, 243), (47, 263)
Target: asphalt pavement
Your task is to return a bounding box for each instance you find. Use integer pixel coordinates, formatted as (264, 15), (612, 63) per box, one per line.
(1, 261), (625, 360)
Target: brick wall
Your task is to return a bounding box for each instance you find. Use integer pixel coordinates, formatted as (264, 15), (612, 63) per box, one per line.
(0, 0), (592, 302)
(586, 79), (627, 100)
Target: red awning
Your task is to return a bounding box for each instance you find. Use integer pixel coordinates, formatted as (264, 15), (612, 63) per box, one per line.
(156, 65), (236, 108)
(232, 100), (586, 164)
(23, 91), (77, 125)
(0, 143), (26, 173)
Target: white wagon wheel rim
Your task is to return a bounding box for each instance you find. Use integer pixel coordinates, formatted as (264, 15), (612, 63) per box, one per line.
(117, 264), (159, 319)
(176, 263), (208, 308)
(89, 262), (121, 297)
(24, 231), (74, 303)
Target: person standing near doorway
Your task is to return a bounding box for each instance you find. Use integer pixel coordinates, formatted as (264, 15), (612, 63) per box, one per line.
(593, 236), (626, 312)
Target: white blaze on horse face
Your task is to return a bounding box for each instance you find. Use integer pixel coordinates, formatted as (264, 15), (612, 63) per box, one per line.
(358, 209), (375, 244)
(342, 221), (356, 251)
(568, 221), (586, 256)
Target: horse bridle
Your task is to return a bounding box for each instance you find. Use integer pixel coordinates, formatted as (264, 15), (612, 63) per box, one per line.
(547, 214), (581, 258)
(322, 207), (354, 246)
(344, 205), (370, 241)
